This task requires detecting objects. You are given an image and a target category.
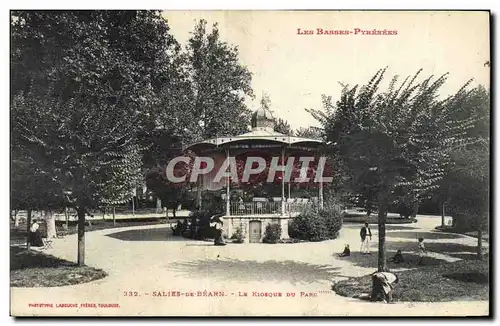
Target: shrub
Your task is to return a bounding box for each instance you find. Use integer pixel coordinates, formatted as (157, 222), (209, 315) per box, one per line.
(182, 210), (217, 240)
(262, 223), (282, 244)
(320, 200), (343, 239)
(289, 200), (342, 242)
(231, 227), (245, 243)
(203, 193), (224, 215)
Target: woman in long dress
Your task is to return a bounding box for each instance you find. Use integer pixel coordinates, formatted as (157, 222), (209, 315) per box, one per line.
(29, 219), (44, 247)
(371, 272), (399, 303)
(210, 214), (226, 246)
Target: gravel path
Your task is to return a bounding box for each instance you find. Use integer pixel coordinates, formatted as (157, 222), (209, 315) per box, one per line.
(11, 216), (489, 316)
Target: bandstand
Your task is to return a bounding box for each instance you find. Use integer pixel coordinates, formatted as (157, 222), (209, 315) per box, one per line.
(184, 108), (327, 243)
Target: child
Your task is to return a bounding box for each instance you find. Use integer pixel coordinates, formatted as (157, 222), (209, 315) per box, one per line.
(390, 249), (404, 264)
(338, 244), (351, 257)
(417, 237), (426, 265)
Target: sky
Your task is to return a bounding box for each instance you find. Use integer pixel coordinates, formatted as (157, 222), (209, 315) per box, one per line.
(162, 11), (490, 129)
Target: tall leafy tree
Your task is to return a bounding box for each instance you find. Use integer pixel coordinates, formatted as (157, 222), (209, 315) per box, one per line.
(441, 85), (490, 257)
(12, 90), (143, 264)
(274, 118), (293, 136)
(186, 19), (254, 140)
(144, 19), (256, 212)
(310, 69), (476, 271)
(11, 144), (64, 243)
(11, 10), (179, 265)
(145, 149), (197, 217)
(295, 126), (323, 139)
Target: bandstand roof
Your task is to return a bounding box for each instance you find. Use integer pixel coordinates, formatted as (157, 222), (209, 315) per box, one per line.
(184, 128), (323, 151)
(184, 108), (324, 151)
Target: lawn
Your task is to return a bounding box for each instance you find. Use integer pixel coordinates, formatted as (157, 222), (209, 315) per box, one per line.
(10, 218), (172, 245)
(10, 246), (107, 287)
(55, 219), (170, 236)
(333, 259), (489, 302)
(435, 225), (489, 242)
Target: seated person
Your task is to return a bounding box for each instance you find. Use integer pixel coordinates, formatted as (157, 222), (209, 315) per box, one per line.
(390, 250), (404, 264)
(417, 237), (427, 265)
(29, 219), (44, 247)
(338, 244), (351, 257)
(171, 221), (182, 236)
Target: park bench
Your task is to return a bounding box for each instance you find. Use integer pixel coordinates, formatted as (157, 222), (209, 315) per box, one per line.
(41, 238), (53, 250)
(38, 221), (55, 250)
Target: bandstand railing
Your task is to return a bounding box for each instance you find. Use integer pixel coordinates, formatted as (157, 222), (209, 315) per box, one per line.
(229, 200), (313, 216)
(284, 202), (310, 214)
(230, 201), (281, 215)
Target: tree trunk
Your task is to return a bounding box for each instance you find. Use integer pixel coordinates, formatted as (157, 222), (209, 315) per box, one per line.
(26, 209), (32, 250)
(112, 206), (116, 226)
(45, 210), (57, 239)
(441, 202), (445, 227)
(102, 207), (106, 220)
(477, 226), (483, 259)
(132, 197), (135, 216)
(377, 199), (389, 272)
(65, 207), (69, 229)
(156, 197), (162, 214)
(412, 199), (419, 218)
(77, 207), (86, 266)
(14, 210), (20, 228)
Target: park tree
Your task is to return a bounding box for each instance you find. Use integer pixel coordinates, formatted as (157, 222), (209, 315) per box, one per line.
(274, 118), (293, 136)
(447, 144), (489, 257)
(145, 167), (187, 218)
(11, 10), (179, 265)
(145, 149), (197, 218)
(12, 90), (143, 264)
(101, 167), (143, 226)
(186, 19), (254, 140)
(295, 126), (323, 139)
(310, 69), (476, 271)
(432, 85), (489, 227)
(11, 145), (64, 245)
(441, 85), (490, 257)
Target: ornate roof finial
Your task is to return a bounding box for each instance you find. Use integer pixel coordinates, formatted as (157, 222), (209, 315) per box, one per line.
(252, 92), (275, 131)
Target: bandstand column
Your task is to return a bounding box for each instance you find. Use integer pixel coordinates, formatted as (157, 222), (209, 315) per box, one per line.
(281, 147), (285, 216)
(319, 179), (324, 209)
(226, 147), (231, 216)
(196, 177), (202, 209)
(280, 147), (291, 239)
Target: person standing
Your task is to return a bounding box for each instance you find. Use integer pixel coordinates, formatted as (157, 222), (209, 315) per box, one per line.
(417, 237), (427, 265)
(360, 222), (372, 254)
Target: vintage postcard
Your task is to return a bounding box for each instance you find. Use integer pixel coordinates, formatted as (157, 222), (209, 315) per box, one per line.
(10, 10), (490, 317)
